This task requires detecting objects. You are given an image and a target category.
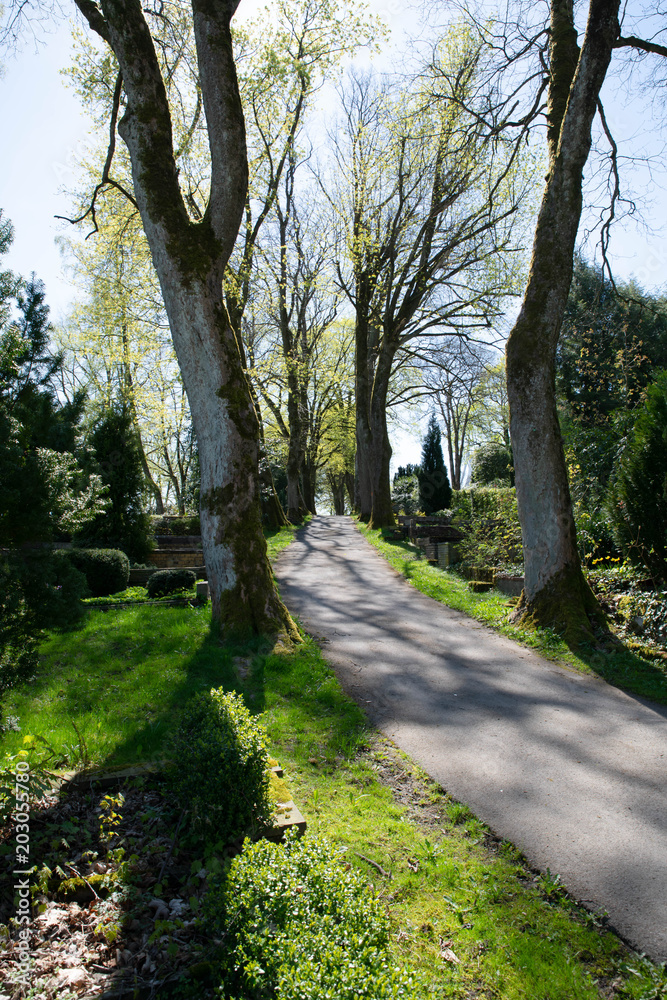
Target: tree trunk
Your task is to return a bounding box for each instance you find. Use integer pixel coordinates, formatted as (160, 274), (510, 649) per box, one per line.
(329, 473), (346, 515)
(259, 454), (288, 529)
(302, 459), (317, 514)
(163, 276), (295, 634)
(367, 388), (395, 528)
(77, 0), (297, 638)
(285, 401), (308, 523)
(344, 470), (355, 511)
(367, 338), (395, 528)
(506, 0), (620, 643)
(355, 363), (374, 521)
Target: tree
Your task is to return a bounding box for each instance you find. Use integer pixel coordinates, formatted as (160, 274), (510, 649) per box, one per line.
(44, 0), (297, 636)
(557, 258), (667, 428)
(420, 340), (495, 490)
(471, 442), (513, 487)
(391, 466), (420, 516)
(555, 259), (667, 564)
(608, 372), (667, 580)
(76, 405), (153, 561)
(59, 0), (378, 532)
(418, 414), (452, 513)
(329, 37), (530, 529)
(500, 0), (667, 640)
(0, 219), (106, 696)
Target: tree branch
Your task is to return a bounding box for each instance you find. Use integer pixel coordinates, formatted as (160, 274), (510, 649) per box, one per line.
(615, 35), (667, 58)
(72, 0), (110, 44)
(55, 72), (139, 236)
(191, 0), (247, 257)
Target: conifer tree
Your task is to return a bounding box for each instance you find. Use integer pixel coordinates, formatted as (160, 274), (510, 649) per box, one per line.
(418, 414), (451, 514)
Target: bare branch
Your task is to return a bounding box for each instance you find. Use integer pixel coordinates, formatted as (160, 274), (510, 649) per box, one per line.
(54, 71), (139, 236)
(615, 34), (667, 59)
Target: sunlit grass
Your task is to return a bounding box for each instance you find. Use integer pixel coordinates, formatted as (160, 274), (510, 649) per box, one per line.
(2, 520), (665, 996)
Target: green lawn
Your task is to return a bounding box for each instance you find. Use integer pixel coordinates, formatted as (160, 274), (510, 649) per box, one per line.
(2, 522), (666, 998)
(358, 524), (667, 706)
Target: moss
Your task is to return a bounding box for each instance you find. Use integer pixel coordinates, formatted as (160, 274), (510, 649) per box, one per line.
(56, 872), (111, 902)
(269, 771), (291, 805)
(202, 484), (236, 517)
(511, 563), (608, 647)
(206, 491), (299, 644)
(514, 566), (604, 640)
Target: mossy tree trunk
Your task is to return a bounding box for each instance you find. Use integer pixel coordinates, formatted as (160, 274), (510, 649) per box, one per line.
(506, 0), (620, 642)
(74, 0), (296, 638)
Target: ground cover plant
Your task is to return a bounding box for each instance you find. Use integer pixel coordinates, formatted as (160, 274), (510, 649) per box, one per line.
(359, 524), (667, 707)
(1, 523), (666, 998)
(82, 584), (198, 607)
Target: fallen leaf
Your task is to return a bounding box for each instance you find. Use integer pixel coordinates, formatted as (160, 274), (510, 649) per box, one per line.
(439, 937), (460, 964)
(440, 947), (460, 964)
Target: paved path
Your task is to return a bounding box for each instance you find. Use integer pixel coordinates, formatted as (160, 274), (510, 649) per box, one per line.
(275, 516), (667, 961)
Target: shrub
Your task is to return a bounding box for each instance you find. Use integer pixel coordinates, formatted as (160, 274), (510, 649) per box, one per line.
(609, 372), (667, 579)
(64, 548), (130, 597)
(451, 488), (522, 570)
(150, 514), (201, 537)
(166, 689), (271, 841)
(145, 568), (196, 598)
(0, 551), (87, 698)
(391, 472), (420, 515)
(471, 441), (514, 486)
(202, 831), (424, 1000)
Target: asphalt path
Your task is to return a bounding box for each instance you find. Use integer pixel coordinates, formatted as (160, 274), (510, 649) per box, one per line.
(274, 515), (667, 961)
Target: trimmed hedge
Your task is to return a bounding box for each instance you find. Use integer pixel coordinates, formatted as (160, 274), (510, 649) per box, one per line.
(203, 831), (424, 999)
(64, 548), (130, 597)
(166, 689), (271, 841)
(145, 568), (196, 598)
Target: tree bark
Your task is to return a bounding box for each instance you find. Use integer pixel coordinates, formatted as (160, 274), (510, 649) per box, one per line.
(506, 0), (620, 642)
(77, 0), (296, 638)
(367, 343), (395, 528)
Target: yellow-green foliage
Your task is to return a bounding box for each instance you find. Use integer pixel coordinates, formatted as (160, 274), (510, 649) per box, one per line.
(450, 488), (522, 569)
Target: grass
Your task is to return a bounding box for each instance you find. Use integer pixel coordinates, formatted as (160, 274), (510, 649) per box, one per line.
(2, 522), (667, 997)
(359, 524), (667, 707)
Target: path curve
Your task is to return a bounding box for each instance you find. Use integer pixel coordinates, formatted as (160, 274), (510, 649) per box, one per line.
(275, 515), (667, 960)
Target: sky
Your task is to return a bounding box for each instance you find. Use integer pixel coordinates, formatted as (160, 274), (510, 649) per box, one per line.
(1, 0), (666, 470)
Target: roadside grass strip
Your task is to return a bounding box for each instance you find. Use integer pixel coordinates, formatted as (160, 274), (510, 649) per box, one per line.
(358, 524), (667, 707)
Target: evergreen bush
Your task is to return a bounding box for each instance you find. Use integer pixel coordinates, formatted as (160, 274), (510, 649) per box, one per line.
(145, 568), (196, 598)
(609, 372), (667, 579)
(0, 552), (88, 697)
(166, 689), (271, 841)
(391, 470), (420, 515)
(65, 548), (130, 597)
(203, 831), (424, 1000)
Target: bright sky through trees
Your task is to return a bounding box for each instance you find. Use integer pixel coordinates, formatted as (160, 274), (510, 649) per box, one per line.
(1, 0), (666, 472)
